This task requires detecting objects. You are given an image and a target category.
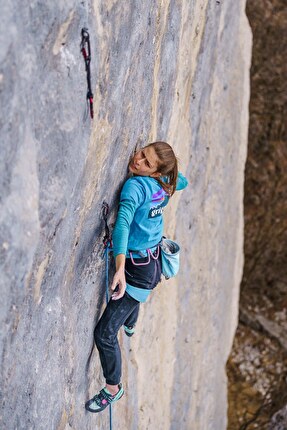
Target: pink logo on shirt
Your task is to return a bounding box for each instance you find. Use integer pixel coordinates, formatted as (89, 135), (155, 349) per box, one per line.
(151, 188), (166, 204)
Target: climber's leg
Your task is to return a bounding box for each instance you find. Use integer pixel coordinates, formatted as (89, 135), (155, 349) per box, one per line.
(93, 292), (139, 385)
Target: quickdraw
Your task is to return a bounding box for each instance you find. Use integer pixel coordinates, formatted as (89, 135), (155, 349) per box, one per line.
(102, 201), (113, 249)
(81, 28), (94, 119)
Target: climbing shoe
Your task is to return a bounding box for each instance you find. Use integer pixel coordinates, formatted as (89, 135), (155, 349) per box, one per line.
(85, 383), (124, 413)
(124, 325), (135, 337)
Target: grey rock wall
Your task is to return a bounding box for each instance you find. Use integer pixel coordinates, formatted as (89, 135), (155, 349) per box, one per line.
(0, 1), (251, 429)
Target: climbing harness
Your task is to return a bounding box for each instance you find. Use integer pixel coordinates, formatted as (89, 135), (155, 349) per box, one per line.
(81, 28), (94, 119)
(101, 201), (113, 428)
(129, 246), (160, 266)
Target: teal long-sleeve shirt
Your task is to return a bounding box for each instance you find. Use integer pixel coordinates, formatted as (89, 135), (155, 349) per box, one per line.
(112, 172), (188, 257)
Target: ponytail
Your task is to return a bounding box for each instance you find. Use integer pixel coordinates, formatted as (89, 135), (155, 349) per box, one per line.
(145, 141), (178, 196)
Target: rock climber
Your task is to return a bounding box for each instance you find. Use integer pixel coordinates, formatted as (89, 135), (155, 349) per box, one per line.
(85, 141), (188, 413)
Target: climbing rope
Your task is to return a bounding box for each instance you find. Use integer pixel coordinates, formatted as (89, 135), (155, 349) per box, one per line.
(81, 28), (94, 119)
(102, 201), (113, 429)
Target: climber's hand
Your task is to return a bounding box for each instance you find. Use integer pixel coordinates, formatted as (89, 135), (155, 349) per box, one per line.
(111, 269), (126, 300)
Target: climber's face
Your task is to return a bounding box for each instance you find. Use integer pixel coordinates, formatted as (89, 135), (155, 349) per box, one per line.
(129, 146), (161, 177)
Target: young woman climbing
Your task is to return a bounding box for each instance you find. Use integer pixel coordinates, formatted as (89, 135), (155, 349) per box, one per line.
(85, 141), (188, 413)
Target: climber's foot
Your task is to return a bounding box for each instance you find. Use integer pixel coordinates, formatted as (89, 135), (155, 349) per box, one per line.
(85, 383), (124, 413)
(124, 324), (135, 337)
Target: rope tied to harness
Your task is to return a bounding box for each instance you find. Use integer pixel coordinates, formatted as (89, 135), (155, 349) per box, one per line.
(81, 28), (94, 119)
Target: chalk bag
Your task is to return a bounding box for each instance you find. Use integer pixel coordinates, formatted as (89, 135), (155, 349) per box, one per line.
(160, 237), (180, 279)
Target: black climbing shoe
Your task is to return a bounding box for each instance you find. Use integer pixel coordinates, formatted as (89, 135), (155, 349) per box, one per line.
(85, 383), (124, 413)
(124, 325), (135, 337)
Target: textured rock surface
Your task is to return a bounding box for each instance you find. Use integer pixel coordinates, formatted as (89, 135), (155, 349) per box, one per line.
(0, 1), (251, 429)
(270, 405), (287, 430)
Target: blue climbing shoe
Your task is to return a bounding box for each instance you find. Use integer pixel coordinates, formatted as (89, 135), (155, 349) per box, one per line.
(85, 383), (124, 413)
(124, 325), (135, 337)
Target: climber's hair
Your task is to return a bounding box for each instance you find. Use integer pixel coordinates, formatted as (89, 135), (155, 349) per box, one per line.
(145, 141), (178, 197)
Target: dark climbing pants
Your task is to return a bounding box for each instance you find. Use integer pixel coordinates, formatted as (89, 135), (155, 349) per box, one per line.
(94, 249), (161, 385)
(94, 292), (140, 385)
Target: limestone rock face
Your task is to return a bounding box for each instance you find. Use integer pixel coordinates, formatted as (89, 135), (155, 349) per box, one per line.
(0, 1), (251, 429)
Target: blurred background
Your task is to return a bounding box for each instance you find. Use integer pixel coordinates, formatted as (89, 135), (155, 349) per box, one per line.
(227, 0), (287, 428)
